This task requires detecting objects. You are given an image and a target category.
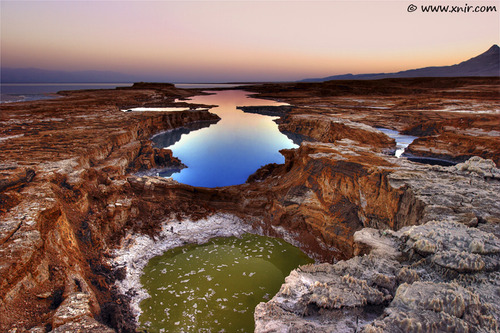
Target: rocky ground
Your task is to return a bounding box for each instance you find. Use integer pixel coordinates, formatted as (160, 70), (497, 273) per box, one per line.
(254, 156), (500, 332)
(0, 78), (499, 332)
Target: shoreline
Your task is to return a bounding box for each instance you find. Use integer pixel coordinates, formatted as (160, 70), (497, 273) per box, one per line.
(110, 213), (255, 322)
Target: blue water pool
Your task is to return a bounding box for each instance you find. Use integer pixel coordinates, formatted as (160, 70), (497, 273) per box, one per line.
(152, 90), (297, 187)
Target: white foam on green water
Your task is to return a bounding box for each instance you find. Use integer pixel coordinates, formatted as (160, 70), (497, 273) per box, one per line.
(111, 213), (313, 332)
(111, 213), (254, 321)
(139, 233), (313, 332)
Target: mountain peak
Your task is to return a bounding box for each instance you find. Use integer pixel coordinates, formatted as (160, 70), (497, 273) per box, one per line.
(487, 44), (499, 51)
(484, 44), (499, 55)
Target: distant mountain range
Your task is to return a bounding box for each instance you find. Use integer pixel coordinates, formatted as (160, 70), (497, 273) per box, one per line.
(0, 67), (140, 83)
(301, 44), (500, 82)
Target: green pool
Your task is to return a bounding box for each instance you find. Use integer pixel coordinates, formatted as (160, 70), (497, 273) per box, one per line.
(139, 233), (313, 332)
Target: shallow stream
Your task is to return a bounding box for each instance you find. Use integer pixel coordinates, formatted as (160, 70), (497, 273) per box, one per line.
(376, 127), (417, 157)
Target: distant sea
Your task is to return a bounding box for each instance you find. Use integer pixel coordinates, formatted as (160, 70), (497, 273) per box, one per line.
(0, 83), (133, 103)
(0, 82), (253, 103)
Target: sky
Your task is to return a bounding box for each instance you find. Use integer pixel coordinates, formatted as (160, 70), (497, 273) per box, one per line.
(1, 0), (499, 82)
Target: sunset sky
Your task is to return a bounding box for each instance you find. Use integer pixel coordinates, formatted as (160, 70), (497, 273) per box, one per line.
(1, 0), (499, 82)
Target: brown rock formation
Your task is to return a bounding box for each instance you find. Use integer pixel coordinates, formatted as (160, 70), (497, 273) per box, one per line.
(0, 84), (219, 331)
(278, 115), (395, 150)
(255, 159), (500, 332)
(123, 142), (405, 261)
(0, 78), (499, 332)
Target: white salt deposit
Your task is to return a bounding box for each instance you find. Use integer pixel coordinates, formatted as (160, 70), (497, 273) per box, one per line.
(0, 134), (24, 143)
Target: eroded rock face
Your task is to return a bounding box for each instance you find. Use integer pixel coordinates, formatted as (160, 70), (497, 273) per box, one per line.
(228, 144), (498, 262)
(405, 119), (500, 166)
(0, 84), (219, 332)
(362, 222), (500, 332)
(235, 142), (410, 261)
(255, 219), (500, 332)
(52, 292), (94, 328)
(278, 114), (396, 150)
(253, 154), (500, 331)
(52, 316), (115, 333)
(122, 141), (407, 261)
(403, 220), (500, 272)
(254, 255), (398, 333)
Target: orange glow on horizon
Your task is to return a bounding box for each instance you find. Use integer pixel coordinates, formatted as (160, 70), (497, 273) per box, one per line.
(1, 1), (498, 82)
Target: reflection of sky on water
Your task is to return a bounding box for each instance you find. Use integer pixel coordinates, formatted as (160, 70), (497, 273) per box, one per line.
(155, 90), (297, 187)
(174, 83), (252, 89)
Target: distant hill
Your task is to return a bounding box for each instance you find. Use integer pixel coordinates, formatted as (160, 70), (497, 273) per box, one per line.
(0, 67), (140, 83)
(302, 44), (500, 82)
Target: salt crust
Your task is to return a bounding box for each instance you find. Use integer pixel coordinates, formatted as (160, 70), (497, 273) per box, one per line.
(110, 213), (254, 321)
